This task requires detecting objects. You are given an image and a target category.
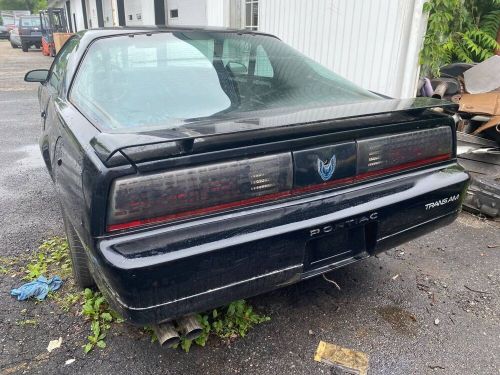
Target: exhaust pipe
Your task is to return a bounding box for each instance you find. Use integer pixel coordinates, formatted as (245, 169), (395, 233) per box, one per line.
(176, 314), (203, 341)
(153, 321), (180, 347)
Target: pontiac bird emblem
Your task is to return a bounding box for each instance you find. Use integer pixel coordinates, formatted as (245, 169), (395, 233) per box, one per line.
(317, 155), (336, 181)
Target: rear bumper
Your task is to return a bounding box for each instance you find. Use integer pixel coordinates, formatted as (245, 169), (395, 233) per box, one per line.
(91, 163), (469, 325)
(20, 35), (41, 44)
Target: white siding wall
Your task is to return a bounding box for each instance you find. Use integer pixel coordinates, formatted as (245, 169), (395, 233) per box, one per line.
(102, 0), (114, 27)
(140, 0), (156, 25)
(206, 0), (226, 26)
(124, 0), (143, 25)
(166, 0), (207, 25)
(85, 0), (98, 29)
(259, 0), (427, 98)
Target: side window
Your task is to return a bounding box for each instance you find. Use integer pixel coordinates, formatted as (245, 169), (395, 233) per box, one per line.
(48, 37), (79, 91)
(254, 45), (274, 78)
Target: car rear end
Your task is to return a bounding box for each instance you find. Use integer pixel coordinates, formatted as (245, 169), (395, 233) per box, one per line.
(19, 16), (42, 49)
(67, 30), (469, 325)
(82, 110), (467, 325)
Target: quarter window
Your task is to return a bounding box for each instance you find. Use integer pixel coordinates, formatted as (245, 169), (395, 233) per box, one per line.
(48, 37), (79, 91)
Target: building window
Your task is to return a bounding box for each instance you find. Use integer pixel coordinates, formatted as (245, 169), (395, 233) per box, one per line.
(245, 0), (258, 30)
(170, 9), (178, 18)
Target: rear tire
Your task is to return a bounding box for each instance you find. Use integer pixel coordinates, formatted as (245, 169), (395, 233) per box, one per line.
(21, 42), (28, 52)
(62, 213), (95, 289)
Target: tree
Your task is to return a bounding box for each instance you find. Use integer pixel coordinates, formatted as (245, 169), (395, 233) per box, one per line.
(420, 0), (500, 77)
(0, 0), (47, 13)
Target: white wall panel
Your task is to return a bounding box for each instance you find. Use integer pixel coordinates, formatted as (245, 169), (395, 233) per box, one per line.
(102, 0), (114, 26)
(167, 0), (207, 25)
(259, 0), (427, 98)
(206, 0), (225, 26)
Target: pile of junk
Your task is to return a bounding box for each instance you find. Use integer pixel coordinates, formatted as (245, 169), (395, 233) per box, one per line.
(418, 55), (500, 218)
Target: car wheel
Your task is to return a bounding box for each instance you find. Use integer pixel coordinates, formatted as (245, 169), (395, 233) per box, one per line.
(62, 212), (95, 289)
(21, 42), (28, 52)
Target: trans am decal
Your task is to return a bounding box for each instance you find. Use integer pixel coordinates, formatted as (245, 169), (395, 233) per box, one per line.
(425, 194), (460, 210)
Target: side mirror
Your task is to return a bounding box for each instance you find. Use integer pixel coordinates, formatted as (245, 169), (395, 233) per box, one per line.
(24, 69), (49, 83)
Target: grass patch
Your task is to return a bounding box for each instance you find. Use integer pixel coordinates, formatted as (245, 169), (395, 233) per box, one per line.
(8, 236), (271, 354)
(81, 288), (123, 353)
(23, 236), (71, 281)
(175, 300), (270, 352)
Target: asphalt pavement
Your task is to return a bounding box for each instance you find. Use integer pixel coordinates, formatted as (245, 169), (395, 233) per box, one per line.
(0, 40), (499, 375)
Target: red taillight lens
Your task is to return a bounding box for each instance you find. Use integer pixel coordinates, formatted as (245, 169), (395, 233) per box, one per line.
(356, 126), (452, 177)
(107, 153), (293, 231)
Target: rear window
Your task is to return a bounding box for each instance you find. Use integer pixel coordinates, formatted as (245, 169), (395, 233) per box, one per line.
(20, 17), (40, 27)
(70, 32), (380, 130)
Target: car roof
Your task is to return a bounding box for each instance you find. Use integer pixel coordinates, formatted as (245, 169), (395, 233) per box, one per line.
(76, 26), (278, 43)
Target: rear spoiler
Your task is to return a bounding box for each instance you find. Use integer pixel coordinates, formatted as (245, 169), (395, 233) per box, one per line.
(90, 97), (458, 167)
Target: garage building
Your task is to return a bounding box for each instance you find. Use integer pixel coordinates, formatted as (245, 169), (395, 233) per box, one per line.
(47, 0), (428, 98)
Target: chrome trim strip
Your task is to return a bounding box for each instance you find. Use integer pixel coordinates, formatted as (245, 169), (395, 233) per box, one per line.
(115, 264), (302, 311)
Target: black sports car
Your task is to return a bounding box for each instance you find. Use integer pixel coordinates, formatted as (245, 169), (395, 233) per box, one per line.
(25, 27), (469, 346)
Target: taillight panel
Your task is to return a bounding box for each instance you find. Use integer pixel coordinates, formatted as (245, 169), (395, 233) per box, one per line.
(107, 126), (453, 232)
(357, 126), (452, 175)
(107, 153), (293, 231)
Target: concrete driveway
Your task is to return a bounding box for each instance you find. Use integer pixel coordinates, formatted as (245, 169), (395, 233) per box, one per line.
(0, 40), (499, 375)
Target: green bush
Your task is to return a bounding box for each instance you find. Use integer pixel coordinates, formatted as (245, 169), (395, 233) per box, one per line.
(421, 0), (500, 77)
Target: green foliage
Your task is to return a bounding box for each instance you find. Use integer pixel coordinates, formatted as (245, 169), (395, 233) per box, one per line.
(23, 236), (72, 281)
(15, 319), (38, 326)
(0, 256), (16, 275)
(175, 300), (270, 353)
(0, 0), (47, 13)
(421, 0), (500, 77)
(53, 291), (81, 312)
(81, 288), (123, 354)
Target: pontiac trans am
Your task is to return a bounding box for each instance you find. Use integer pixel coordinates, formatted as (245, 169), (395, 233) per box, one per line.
(25, 27), (469, 340)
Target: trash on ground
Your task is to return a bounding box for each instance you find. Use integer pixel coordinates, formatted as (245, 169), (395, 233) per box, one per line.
(392, 274), (400, 280)
(47, 337), (62, 352)
(10, 276), (63, 301)
(65, 358), (75, 365)
(322, 274), (341, 290)
(434, 318), (440, 325)
(314, 340), (369, 375)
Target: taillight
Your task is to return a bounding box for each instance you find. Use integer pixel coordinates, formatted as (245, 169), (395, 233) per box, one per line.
(106, 126), (453, 232)
(357, 126), (452, 178)
(107, 153), (293, 231)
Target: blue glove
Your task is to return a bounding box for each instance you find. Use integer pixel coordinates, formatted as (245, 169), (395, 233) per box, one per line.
(10, 276), (63, 301)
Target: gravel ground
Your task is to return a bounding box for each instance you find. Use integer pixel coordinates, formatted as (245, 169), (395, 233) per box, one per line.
(0, 40), (499, 375)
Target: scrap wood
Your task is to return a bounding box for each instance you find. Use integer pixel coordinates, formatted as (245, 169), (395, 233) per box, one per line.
(459, 93), (500, 116)
(314, 341), (369, 375)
